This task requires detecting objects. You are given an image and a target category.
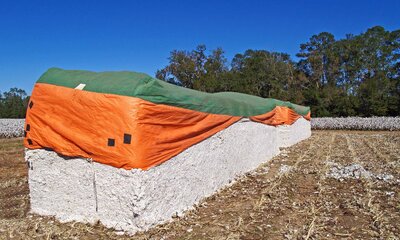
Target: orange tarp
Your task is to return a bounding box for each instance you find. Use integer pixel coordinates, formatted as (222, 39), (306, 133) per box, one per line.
(25, 83), (240, 169)
(250, 105), (309, 126)
(25, 83), (309, 170)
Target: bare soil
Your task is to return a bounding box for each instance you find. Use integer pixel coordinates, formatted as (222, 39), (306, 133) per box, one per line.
(0, 131), (399, 239)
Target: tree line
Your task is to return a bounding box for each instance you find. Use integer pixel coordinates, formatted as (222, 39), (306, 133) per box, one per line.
(157, 26), (400, 117)
(0, 88), (29, 118)
(0, 26), (398, 118)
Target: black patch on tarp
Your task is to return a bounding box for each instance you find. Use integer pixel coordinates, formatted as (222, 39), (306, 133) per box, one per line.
(24, 131), (27, 137)
(108, 138), (115, 147)
(123, 134), (131, 144)
(26, 124), (30, 131)
(27, 139), (33, 145)
(29, 101), (34, 109)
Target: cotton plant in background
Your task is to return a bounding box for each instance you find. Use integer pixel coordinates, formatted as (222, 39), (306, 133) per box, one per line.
(0, 119), (25, 138)
(311, 117), (400, 131)
(1, 117), (400, 138)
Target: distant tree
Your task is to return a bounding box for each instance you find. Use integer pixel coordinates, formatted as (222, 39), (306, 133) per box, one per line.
(156, 46), (304, 100)
(194, 48), (228, 92)
(156, 45), (208, 89)
(156, 45), (229, 93)
(354, 26), (400, 116)
(156, 26), (400, 117)
(0, 92), (3, 117)
(0, 88), (29, 118)
(230, 50), (298, 100)
(296, 32), (341, 116)
(296, 26), (400, 117)
(297, 32), (339, 88)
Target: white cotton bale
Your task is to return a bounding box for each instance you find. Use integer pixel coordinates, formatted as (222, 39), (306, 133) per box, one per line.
(26, 150), (97, 223)
(27, 117), (310, 234)
(277, 117), (312, 147)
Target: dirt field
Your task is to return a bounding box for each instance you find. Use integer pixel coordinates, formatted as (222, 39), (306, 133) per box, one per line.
(0, 131), (399, 239)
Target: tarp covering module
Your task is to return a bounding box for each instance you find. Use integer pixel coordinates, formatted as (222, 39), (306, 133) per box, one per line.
(24, 68), (311, 170)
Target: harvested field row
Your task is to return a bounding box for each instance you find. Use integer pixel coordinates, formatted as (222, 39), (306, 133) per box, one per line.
(2, 117), (400, 139)
(0, 131), (399, 239)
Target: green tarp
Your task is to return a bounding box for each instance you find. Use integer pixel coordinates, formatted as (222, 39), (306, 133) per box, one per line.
(37, 68), (310, 117)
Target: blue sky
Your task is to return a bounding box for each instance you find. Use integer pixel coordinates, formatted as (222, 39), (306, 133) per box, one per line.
(0, 0), (399, 94)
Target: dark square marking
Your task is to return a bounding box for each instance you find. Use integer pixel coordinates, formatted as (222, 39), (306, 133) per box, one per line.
(123, 134), (131, 144)
(26, 124), (30, 131)
(27, 139), (33, 145)
(24, 131), (27, 137)
(27, 161), (33, 170)
(29, 101), (34, 109)
(108, 138), (115, 147)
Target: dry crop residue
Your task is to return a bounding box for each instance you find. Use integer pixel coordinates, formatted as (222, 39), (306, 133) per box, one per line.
(0, 138), (29, 220)
(0, 131), (399, 239)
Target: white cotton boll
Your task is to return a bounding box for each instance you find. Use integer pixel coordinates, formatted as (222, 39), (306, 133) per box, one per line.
(0, 119), (25, 138)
